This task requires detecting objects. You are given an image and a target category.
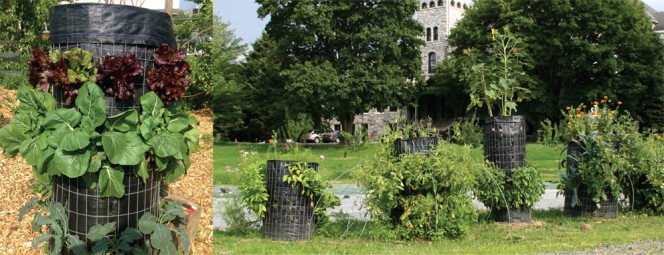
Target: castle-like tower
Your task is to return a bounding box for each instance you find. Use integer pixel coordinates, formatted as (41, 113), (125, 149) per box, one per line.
(417, 0), (467, 80)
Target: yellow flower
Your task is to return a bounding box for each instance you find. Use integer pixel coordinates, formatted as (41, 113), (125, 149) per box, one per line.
(601, 99), (606, 103)
(567, 121), (572, 125)
(565, 106), (571, 110)
(604, 95), (608, 99)
(576, 114), (581, 118)
(594, 101), (599, 105)
(610, 110), (615, 115)
(618, 101), (623, 105)
(576, 108), (581, 111)
(583, 105), (587, 109)
(568, 115), (573, 119)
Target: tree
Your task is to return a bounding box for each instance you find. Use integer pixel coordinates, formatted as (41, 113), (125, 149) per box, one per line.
(433, 0), (664, 128)
(0, 0), (57, 71)
(254, 0), (424, 133)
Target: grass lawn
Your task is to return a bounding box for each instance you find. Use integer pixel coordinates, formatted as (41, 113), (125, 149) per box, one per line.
(214, 142), (564, 185)
(213, 210), (664, 254)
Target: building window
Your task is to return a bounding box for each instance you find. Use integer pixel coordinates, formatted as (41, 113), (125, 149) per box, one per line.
(457, 2), (461, 8)
(389, 106), (398, 112)
(430, 1), (435, 7)
(438, 0), (443, 6)
(433, 27), (438, 40)
(451, 0), (455, 6)
(421, 2), (427, 9)
(428, 52), (437, 73)
(426, 28), (431, 41)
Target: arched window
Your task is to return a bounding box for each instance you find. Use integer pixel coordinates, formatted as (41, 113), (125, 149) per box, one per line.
(421, 2), (427, 9)
(426, 28), (431, 41)
(428, 52), (437, 73)
(451, 0), (455, 6)
(430, 1), (435, 7)
(457, 2), (461, 8)
(433, 27), (438, 40)
(438, 0), (443, 6)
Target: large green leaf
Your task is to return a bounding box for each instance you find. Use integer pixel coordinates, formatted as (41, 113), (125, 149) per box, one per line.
(102, 132), (149, 166)
(0, 124), (30, 156)
(88, 153), (104, 173)
(155, 156), (170, 171)
(81, 172), (98, 189)
(166, 117), (189, 133)
(36, 147), (55, 176)
(91, 238), (111, 254)
(140, 92), (163, 119)
(17, 86), (54, 114)
(138, 213), (159, 234)
(99, 165), (125, 198)
(184, 128), (200, 154)
(150, 224), (174, 251)
(147, 133), (180, 157)
(162, 160), (185, 183)
(139, 116), (161, 141)
(67, 234), (89, 255)
(105, 110), (138, 132)
(19, 137), (47, 165)
(76, 82), (107, 129)
(47, 129), (67, 148)
(87, 222), (116, 242)
(60, 130), (91, 152)
(11, 113), (35, 131)
(120, 227), (143, 243)
(177, 230), (190, 254)
(43, 108), (81, 131)
(53, 148), (90, 178)
(134, 157), (149, 183)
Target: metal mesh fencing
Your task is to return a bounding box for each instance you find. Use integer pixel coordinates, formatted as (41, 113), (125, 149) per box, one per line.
(394, 137), (440, 156)
(483, 116), (527, 175)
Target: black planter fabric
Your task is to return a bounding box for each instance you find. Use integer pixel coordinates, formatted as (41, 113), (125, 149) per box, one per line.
(492, 208), (531, 223)
(483, 116), (526, 174)
(49, 3), (176, 115)
(263, 160), (317, 241)
(394, 137), (439, 156)
(51, 168), (160, 242)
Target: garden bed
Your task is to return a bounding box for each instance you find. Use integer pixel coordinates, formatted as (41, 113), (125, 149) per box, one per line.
(0, 87), (213, 254)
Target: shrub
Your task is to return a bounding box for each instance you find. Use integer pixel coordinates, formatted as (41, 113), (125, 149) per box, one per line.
(537, 118), (561, 147)
(449, 115), (482, 147)
(474, 165), (545, 211)
(0, 73), (28, 90)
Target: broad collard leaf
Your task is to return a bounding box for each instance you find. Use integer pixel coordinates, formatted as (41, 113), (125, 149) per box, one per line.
(138, 213), (159, 234)
(19, 136), (48, 165)
(18, 86), (54, 114)
(102, 132), (149, 166)
(147, 133), (180, 157)
(54, 148), (91, 178)
(67, 235), (89, 255)
(60, 130), (91, 152)
(47, 129), (67, 148)
(0, 124), (30, 157)
(133, 157), (149, 183)
(162, 160), (185, 183)
(91, 238), (112, 255)
(81, 172), (98, 189)
(87, 222), (116, 242)
(139, 116), (161, 141)
(36, 147), (55, 176)
(105, 110), (138, 132)
(99, 165), (125, 198)
(11, 113), (35, 131)
(150, 224), (174, 251)
(76, 82), (107, 129)
(155, 156), (170, 171)
(43, 108), (82, 131)
(140, 92), (163, 119)
(88, 152), (104, 173)
(166, 116), (189, 133)
(120, 227), (143, 243)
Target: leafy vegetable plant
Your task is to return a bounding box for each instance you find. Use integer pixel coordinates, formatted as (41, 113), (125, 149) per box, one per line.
(474, 165), (545, 211)
(146, 44), (191, 104)
(97, 53), (143, 100)
(27, 47), (97, 104)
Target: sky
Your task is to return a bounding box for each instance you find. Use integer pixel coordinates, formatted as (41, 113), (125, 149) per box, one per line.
(214, 0), (664, 46)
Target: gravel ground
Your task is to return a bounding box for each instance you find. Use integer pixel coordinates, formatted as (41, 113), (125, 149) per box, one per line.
(544, 240), (664, 254)
(0, 87), (213, 254)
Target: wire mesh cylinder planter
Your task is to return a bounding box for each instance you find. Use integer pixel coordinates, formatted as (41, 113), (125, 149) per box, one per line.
(394, 137), (440, 156)
(263, 160), (317, 241)
(563, 141), (619, 218)
(49, 3), (176, 116)
(483, 116), (527, 174)
(492, 208), (532, 223)
(51, 168), (160, 247)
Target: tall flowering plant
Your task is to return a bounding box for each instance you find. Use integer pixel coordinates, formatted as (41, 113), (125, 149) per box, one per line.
(560, 96), (625, 142)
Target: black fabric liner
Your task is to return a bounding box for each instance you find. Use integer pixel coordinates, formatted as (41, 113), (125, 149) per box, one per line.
(51, 168), (160, 244)
(563, 141), (619, 218)
(483, 116), (527, 175)
(263, 160), (317, 241)
(492, 208), (532, 223)
(394, 137), (439, 156)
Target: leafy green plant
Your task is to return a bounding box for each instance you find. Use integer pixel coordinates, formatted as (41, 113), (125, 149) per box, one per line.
(28, 203), (87, 255)
(283, 162), (340, 224)
(537, 118), (561, 147)
(0, 84), (199, 198)
(0, 73), (29, 90)
(475, 165), (545, 211)
(138, 201), (190, 254)
(449, 115), (482, 147)
(358, 126), (484, 240)
(464, 28), (532, 117)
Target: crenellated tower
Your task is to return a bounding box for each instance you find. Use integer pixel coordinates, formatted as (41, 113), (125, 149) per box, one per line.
(417, 0), (467, 80)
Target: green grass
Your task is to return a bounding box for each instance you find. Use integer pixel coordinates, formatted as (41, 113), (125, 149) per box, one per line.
(213, 210), (664, 254)
(213, 142), (564, 185)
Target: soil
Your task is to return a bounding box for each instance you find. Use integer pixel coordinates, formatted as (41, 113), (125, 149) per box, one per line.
(0, 87), (213, 254)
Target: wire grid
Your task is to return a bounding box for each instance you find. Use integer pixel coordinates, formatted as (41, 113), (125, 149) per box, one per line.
(483, 116), (527, 175)
(394, 137), (440, 156)
(51, 42), (156, 116)
(51, 168), (160, 242)
(492, 208), (532, 223)
(563, 141), (618, 218)
(263, 160), (317, 241)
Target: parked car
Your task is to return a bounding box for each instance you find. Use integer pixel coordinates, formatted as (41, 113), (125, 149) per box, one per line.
(307, 130), (323, 143)
(322, 130), (344, 143)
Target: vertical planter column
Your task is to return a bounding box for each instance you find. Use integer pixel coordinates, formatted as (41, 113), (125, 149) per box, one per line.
(563, 141), (618, 218)
(263, 160), (318, 241)
(48, 3), (176, 243)
(483, 115), (530, 222)
(49, 3), (176, 115)
(394, 137), (440, 156)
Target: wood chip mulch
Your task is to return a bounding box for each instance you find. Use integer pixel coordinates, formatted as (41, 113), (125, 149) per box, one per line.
(0, 87), (213, 254)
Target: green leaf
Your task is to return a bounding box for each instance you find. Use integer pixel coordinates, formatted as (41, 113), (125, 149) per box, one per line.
(43, 108), (81, 130)
(140, 92), (163, 119)
(99, 165), (125, 198)
(76, 82), (106, 129)
(11, 113), (35, 131)
(81, 172), (98, 189)
(87, 222), (116, 242)
(102, 132), (149, 166)
(54, 148), (91, 178)
(162, 160), (185, 183)
(150, 224), (174, 250)
(166, 117), (189, 133)
(105, 110), (138, 132)
(138, 213), (159, 234)
(134, 157), (149, 183)
(61, 130), (91, 152)
(184, 128), (200, 154)
(47, 129), (67, 148)
(51, 236), (63, 255)
(178, 230), (190, 254)
(19, 137), (48, 165)
(88, 153), (104, 173)
(0, 124), (30, 156)
(18, 86), (54, 114)
(155, 156), (170, 171)
(120, 227), (143, 243)
(147, 133), (180, 157)
(18, 197), (39, 221)
(131, 246), (150, 255)
(32, 234), (55, 250)
(139, 117), (161, 141)
(67, 234), (89, 255)
(91, 238), (111, 255)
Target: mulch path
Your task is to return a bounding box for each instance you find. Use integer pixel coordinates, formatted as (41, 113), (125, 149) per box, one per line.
(0, 87), (213, 254)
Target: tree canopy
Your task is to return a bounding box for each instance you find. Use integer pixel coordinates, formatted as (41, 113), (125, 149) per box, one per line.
(432, 0), (664, 128)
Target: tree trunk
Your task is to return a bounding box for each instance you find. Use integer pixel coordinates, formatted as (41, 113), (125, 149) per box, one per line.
(340, 111), (355, 136)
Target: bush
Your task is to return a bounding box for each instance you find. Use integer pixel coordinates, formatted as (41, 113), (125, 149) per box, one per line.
(537, 118), (561, 147)
(0, 73), (28, 90)
(449, 116), (482, 147)
(358, 126), (484, 240)
(474, 165), (545, 211)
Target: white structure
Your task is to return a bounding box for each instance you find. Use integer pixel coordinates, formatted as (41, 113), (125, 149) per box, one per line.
(418, 0), (467, 80)
(60, 0), (179, 10)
